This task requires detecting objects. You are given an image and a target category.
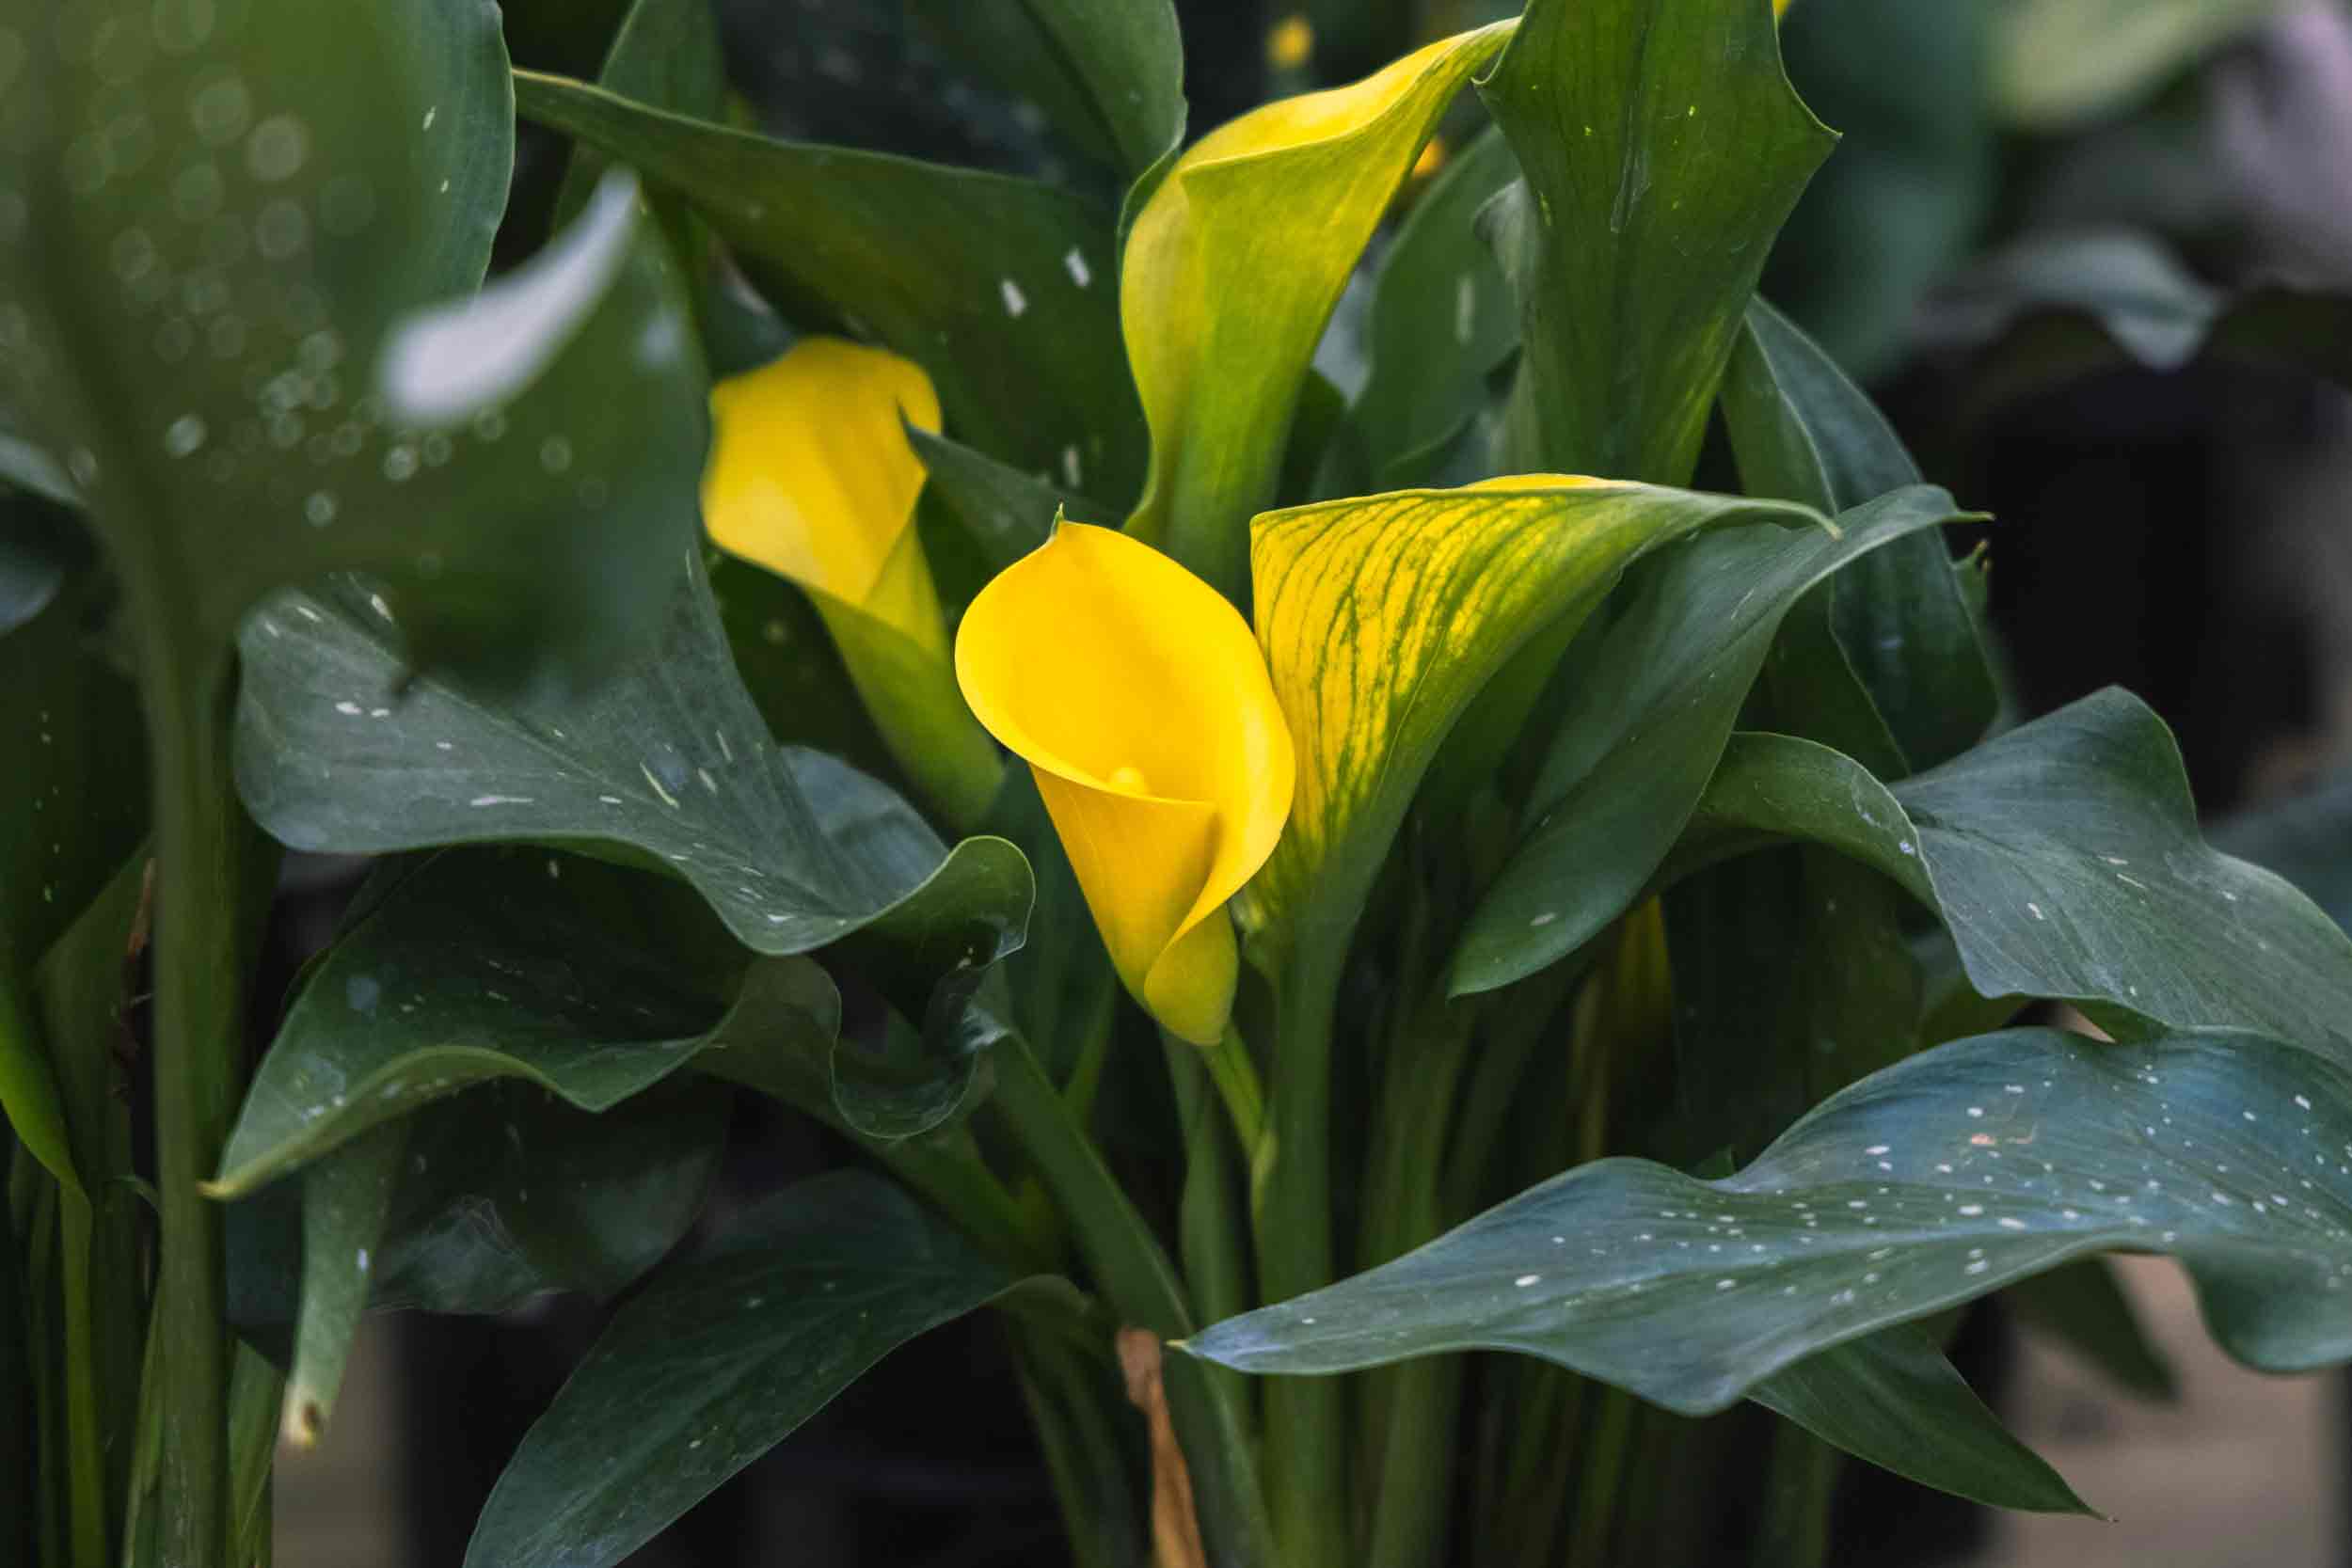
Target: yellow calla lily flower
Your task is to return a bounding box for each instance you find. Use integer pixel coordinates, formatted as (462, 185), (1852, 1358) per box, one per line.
(955, 521), (1295, 1044)
(703, 338), (1001, 826)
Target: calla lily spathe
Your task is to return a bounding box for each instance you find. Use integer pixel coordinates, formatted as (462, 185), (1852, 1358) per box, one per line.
(956, 521), (1295, 1045)
(702, 337), (1000, 825)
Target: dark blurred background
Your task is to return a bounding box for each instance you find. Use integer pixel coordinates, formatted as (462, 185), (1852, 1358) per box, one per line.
(265, 0), (2352, 1562)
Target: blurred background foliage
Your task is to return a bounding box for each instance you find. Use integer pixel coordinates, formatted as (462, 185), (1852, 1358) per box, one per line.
(22, 0), (2336, 1561)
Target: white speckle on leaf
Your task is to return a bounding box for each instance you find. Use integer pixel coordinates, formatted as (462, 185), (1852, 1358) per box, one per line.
(1062, 247), (1091, 288)
(999, 277), (1027, 317)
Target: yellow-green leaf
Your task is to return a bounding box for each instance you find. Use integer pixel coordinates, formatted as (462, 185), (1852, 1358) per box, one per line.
(1121, 22), (1514, 603)
(1242, 478), (1824, 964)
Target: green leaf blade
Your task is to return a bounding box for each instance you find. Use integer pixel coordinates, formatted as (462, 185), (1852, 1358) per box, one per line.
(463, 1171), (1037, 1568)
(1187, 1026), (2352, 1408)
(1481, 0), (1836, 483)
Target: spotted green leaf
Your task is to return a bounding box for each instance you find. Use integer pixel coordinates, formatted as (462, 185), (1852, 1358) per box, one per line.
(1480, 0), (1835, 483)
(232, 553), (1033, 974)
(1450, 486), (1969, 995)
(1244, 479), (1823, 966)
(1121, 22), (1512, 601)
(463, 1171), (1048, 1568)
(1189, 1026), (2352, 1410)
(513, 70), (1146, 508)
(1673, 698), (2352, 1054)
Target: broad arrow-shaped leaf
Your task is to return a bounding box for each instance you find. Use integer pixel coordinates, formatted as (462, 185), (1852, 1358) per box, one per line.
(1671, 696), (2352, 1055)
(212, 845), (979, 1197)
(464, 1171), (1053, 1568)
(1189, 1026), (2352, 1407)
(233, 550), (1033, 978)
(1480, 0), (1835, 483)
(513, 71), (1146, 508)
(1450, 486), (1970, 994)
(1243, 479), (1823, 967)
(0, 0), (688, 693)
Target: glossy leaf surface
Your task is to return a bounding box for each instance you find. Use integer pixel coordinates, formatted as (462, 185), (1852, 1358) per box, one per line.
(1480, 0), (1834, 483)
(513, 71), (1146, 506)
(464, 1171), (1040, 1568)
(1674, 701), (2352, 1052)
(1191, 1027), (2352, 1408)
(233, 557), (1032, 968)
(1451, 486), (1966, 994)
(1121, 23), (1511, 599)
(1754, 1326), (2090, 1513)
(1246, 479), (1821, 963)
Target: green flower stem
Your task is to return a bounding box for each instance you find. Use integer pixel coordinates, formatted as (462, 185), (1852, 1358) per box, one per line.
(1760, 1419), (1839, 1568)
(989, 1028), (1275, 1566)
(24, 1180), (62, 1568)
(1360, 1001), (1479, 1568)
(1200, 1023), (1266, 1167)
(1010, 1331), (1150, 1568)
(1563, 1385), (1637, 1568)
(1163, 1030), (1259, 1471)
(1255, 931), (1349, 1568)
(56, 1190), (109, 1568)
(812, 598), (1003, 833)
(127, 614), (252, 1568)
(1, 1153), (29, 1568)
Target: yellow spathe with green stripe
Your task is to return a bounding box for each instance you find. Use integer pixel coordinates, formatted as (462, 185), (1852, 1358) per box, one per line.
(1121, 20), (1515, 602)
(702, 338), (1000, 826)
(956, 521), (1295, 1044)
(1242, 477), (1824, 959)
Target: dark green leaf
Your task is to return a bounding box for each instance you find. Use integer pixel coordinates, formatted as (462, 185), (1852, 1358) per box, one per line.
(1723, 298), (1996, 775)
(904, 0), (1185, 176)
(1661, 846), (1918, 1167)
(282, 1122), (405, 1445)
(1188, 1026), (2352, 1409)
(1672, 705), (2352, 1053)
(212, 851), (739, 1195)
(215, 839), (993, 1196)
(230, 1073), (731, 1328)
(232, 555), (1033, 971)
(379, 1075), (729, 1312)
(551, 0), (726, 230)
(2005, 1258), (2178, 1402)
(513, 71), (1148, 506)
(904, 425), (1090, 576)
(1478, 0), (1836, 482)
(1753, 1325), (2091, 1513)
(463, 1171), (1041, 1568)
(1450, 487), (1969, 995)
(0, 574), (144, 975)
(1353, 126), (1519, 487)
(0, 2), (720, 695)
